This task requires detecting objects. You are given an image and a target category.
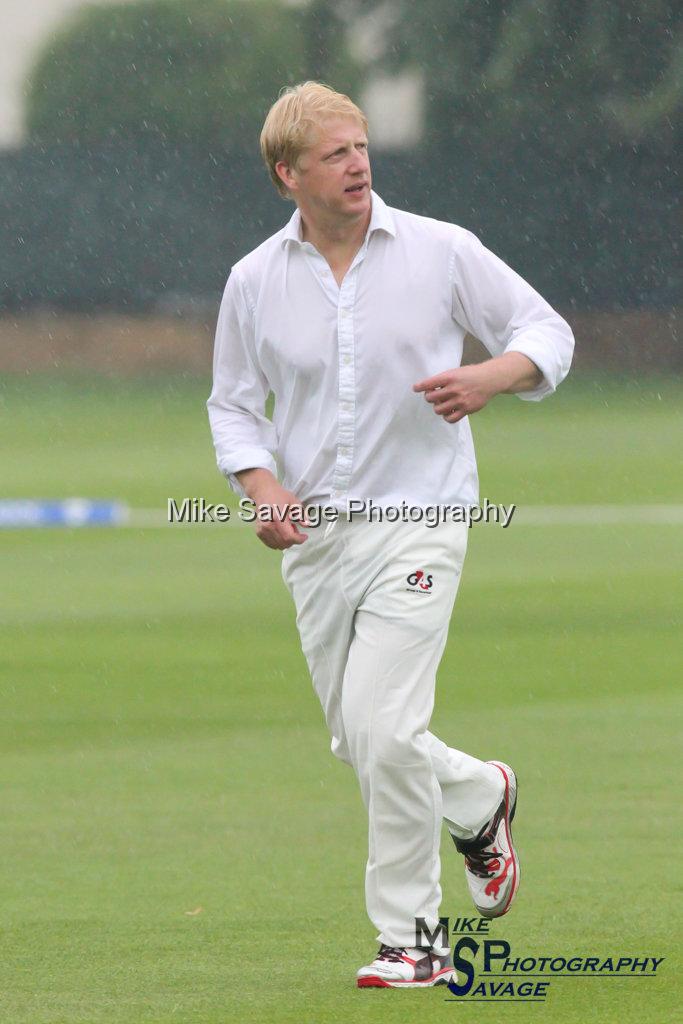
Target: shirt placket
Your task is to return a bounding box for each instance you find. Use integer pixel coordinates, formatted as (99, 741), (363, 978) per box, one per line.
(299, 239), (368, 507)
(330, 246), (367, 505)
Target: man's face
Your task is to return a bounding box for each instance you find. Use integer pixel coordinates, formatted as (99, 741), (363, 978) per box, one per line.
(278, 116), (372, 222)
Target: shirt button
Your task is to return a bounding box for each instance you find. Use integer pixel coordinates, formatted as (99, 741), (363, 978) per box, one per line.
(342, 355), (352, 365)
(340, 308), (350, 318)
(340, 447), (349, 456)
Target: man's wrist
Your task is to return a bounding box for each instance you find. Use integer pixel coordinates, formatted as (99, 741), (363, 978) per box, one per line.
(486, 353), (544, 395)
(234, 467), (279, 503)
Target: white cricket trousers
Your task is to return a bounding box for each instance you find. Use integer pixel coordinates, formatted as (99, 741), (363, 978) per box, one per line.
(281, 516), (504, 948)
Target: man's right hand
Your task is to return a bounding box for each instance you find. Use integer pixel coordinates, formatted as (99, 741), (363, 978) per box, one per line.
(235, 468), (309, 550)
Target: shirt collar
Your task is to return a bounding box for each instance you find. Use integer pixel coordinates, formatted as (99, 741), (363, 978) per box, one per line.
(281, 190), (396, 247)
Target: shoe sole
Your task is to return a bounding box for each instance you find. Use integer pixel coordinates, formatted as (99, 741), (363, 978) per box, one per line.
(477, 760), (520, 918)
(357, 968), (455, 988)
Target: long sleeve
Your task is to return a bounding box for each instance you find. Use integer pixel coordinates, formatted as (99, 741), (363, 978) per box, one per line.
(450, 229), (574, 400)
(207, 269), (278, 494)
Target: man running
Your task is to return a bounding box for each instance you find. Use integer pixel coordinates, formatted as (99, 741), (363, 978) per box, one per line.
(207, 82), (574, 988)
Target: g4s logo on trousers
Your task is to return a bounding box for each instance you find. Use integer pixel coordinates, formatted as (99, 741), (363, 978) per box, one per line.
(406, 569), (434, 593)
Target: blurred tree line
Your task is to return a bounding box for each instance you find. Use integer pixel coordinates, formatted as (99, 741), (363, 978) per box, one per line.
(0, 0), (679, 312)
(371, 0), (681, 159)
(24, 0), (357, 145)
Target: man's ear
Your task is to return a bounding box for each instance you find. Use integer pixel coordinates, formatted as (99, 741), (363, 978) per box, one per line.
(275, 160), (296, 194)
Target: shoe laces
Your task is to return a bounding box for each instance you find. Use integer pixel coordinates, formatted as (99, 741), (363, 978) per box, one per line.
(465, 844), (503, 878)
(463, 810), (504, 878)
(376, 945), (408, 963)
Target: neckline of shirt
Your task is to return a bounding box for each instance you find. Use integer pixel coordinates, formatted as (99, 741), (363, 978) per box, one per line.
(280, 190), (397, 249)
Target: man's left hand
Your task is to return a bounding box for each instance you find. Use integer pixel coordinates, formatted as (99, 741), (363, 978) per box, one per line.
(413, 353), (543, 423)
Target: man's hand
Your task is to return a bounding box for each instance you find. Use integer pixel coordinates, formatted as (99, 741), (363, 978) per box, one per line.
(235, 468), (309, 550)
(413, 353), (543, 423)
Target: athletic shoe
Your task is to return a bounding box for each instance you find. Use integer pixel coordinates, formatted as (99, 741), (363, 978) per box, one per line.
(451, 760), (519, 918)
(357, 945), (455, 988)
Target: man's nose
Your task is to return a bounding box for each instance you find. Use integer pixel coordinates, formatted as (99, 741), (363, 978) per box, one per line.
(349, 149), (369, 173)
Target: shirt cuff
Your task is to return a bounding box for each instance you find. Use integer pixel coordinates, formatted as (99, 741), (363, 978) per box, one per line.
(504, 332), (566, 402)
(217, 451), (279, 498)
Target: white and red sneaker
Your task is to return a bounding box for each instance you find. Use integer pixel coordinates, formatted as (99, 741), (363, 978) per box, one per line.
(357, 945), (455, 988)
(451, 760), (520, 918)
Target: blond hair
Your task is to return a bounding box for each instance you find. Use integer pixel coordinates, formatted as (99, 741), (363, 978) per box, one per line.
(260, 82), (369, 198)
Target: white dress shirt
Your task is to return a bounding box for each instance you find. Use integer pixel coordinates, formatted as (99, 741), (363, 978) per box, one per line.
(207, 190), (574, 509)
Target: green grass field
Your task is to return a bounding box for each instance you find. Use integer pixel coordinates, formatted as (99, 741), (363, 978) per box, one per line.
(1, 374), (681, 1023)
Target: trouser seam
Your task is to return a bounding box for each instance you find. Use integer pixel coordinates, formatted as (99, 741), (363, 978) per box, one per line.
(363, 620), (387, 933)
